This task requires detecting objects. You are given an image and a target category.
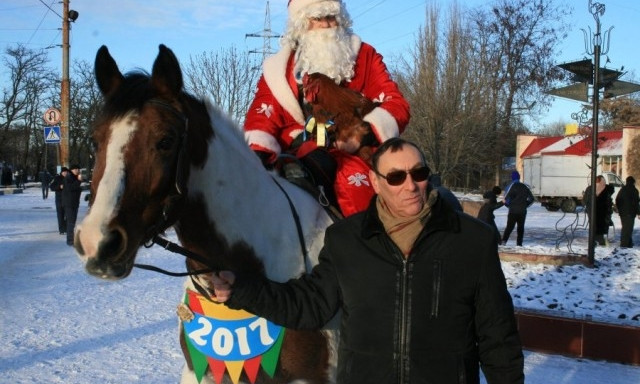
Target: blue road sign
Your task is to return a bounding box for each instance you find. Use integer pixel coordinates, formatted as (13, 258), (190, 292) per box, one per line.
(44, 126), (61, 143)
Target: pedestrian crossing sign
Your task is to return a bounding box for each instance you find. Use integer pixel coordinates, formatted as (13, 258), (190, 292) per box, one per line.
(44, 126), (61, 143)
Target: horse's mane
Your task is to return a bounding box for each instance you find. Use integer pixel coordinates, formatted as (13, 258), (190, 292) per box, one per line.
(202, 98), (265, 168)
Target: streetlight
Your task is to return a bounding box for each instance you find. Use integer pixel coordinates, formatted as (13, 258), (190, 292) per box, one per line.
(60, 0), (79, 168)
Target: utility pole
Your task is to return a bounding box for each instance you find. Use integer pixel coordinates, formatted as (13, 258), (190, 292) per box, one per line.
(60, 0), (70, 168)
(246, 1), (281, 70)
(60, 0), (79, 168)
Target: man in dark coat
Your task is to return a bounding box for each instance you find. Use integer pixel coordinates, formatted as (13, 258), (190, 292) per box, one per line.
(502, 171), (534, 246)
(62, 164), (82, 246)
(49, 167), (68, 235)
(615, 176), (639, 248)
(211, 138), (524, 384)
(584, 175), (614, 246)
(478, 186), (504, 243)
(40, 170), (51, 199)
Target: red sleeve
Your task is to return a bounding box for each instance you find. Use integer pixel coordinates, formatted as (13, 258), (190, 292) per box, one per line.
(244, 76), (286, 161)
(244, 74), (307, 163)
(349, 43), (410, 141)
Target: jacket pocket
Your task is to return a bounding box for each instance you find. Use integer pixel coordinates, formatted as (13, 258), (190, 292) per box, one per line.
(430, 259), (442, 319)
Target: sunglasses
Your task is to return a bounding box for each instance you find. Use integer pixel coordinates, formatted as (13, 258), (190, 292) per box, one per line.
(375, 166), (430, 186)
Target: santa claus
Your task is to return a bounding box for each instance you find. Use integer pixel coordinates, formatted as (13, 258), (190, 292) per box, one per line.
(244, 0), (410, 216)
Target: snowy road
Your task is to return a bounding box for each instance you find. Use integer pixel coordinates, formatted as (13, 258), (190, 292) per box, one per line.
(1, 187), (639, 383)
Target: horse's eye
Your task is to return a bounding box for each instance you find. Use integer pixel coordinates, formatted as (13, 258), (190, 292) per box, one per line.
(157, 137), (174, 151)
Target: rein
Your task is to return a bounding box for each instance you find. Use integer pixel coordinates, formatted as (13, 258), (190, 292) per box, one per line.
(134, 235), (216, 276)
(271, 176), (311, 272)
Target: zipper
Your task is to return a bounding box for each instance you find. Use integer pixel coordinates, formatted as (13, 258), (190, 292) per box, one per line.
(399, 259), (409, 384)
(431, 259), (442, 318)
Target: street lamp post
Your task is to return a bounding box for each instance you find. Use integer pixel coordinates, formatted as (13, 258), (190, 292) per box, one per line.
(586, 0), (607, 265)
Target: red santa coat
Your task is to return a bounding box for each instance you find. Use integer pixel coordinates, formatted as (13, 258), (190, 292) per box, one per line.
(244, 35), (410, 216)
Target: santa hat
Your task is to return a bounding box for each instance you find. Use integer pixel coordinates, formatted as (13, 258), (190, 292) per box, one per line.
(288, 0), (342, 21)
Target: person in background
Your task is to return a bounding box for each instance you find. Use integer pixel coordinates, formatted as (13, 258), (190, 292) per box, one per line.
(478, 186), (504, 243)
(584, 175), (614, 246)
(428, 173), (462, 212)
(502, 171), (534, 246)
(62, 165), (82, 246)
(243, 0), (409, 217)
(211, 137), (524, 384)
(40, 170), (51, 199)
(15, 169), (24, 189)
(615, 176), (639, 248)
(49, 167), (68, 235)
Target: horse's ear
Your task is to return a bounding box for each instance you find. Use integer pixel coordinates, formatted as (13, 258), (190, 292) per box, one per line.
(94, 45), (124, 97)
(151, 44), (183, 97)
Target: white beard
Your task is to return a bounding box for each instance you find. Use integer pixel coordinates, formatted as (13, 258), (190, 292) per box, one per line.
(294, 27), (356, 84)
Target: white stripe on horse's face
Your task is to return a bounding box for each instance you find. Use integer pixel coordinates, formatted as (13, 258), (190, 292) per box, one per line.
(77, 114), (138, 259)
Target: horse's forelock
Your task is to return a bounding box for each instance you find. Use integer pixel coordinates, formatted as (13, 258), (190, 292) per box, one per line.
(101, 71), (152, 118)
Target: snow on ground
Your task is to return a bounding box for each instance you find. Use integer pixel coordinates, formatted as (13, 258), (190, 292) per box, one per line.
(492, 200), (640, 327)
(1, 186), (639, 383)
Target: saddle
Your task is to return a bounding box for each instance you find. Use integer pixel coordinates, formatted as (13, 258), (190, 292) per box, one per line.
(276, 151), (344, 222)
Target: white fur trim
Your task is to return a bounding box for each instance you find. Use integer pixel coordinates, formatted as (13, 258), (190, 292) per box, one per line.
(263, 44), (306, 125)
(289, 0), (342, 20)
(262, 35), (362, 126)
(245, 129), (282, 155)
(363, 107), (399, 142)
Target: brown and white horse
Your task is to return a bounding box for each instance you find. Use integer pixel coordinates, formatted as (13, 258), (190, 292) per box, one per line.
(75, 45), (337, 384)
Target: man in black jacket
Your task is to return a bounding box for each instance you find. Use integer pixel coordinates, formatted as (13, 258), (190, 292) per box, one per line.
(49, 167), (68, 235)
(501, 171), (534, 246)
(62, 164), (82, 246)
(211, 138), (524, 384)
(615, 176), (639, 248)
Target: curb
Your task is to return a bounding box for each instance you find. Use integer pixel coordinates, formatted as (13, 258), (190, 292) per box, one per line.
(499, 250), (591, 266)
(0, 188), (24, 195)
(516, 310), (640, 366)
(501, 251), (639, 365)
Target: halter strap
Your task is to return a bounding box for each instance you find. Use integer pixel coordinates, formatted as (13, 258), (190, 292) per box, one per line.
(270, 176), (311, 273)
(133, 99), (205, 277)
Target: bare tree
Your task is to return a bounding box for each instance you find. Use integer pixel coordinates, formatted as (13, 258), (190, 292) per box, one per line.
(537, 119), (570, 136)
(67, 59), (103, 170)
(471, 0), (571, 158)
(599, 96), (640, 129)
(395, 3), (496, 189)
(0, 45), (57, 176)
(183, 46), (260, 124)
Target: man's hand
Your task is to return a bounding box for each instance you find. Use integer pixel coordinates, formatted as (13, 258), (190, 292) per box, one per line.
(211, 271), (236, 303)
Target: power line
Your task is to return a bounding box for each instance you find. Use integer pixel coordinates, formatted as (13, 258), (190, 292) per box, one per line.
(351, 0), (388, 19)
(28, 0), (58, 45)
(354, 0), (427, 32)
(37, 0), (62, 19)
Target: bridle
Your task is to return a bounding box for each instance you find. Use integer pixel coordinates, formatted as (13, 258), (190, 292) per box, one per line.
(130, 98), (313, 290)
(130, 98), (216, 277)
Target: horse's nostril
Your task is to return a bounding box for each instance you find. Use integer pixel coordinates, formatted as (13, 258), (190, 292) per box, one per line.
(102, 227), (127, 260)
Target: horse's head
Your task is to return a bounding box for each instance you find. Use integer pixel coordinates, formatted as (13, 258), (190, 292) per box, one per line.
(75, 45), (211, 279)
